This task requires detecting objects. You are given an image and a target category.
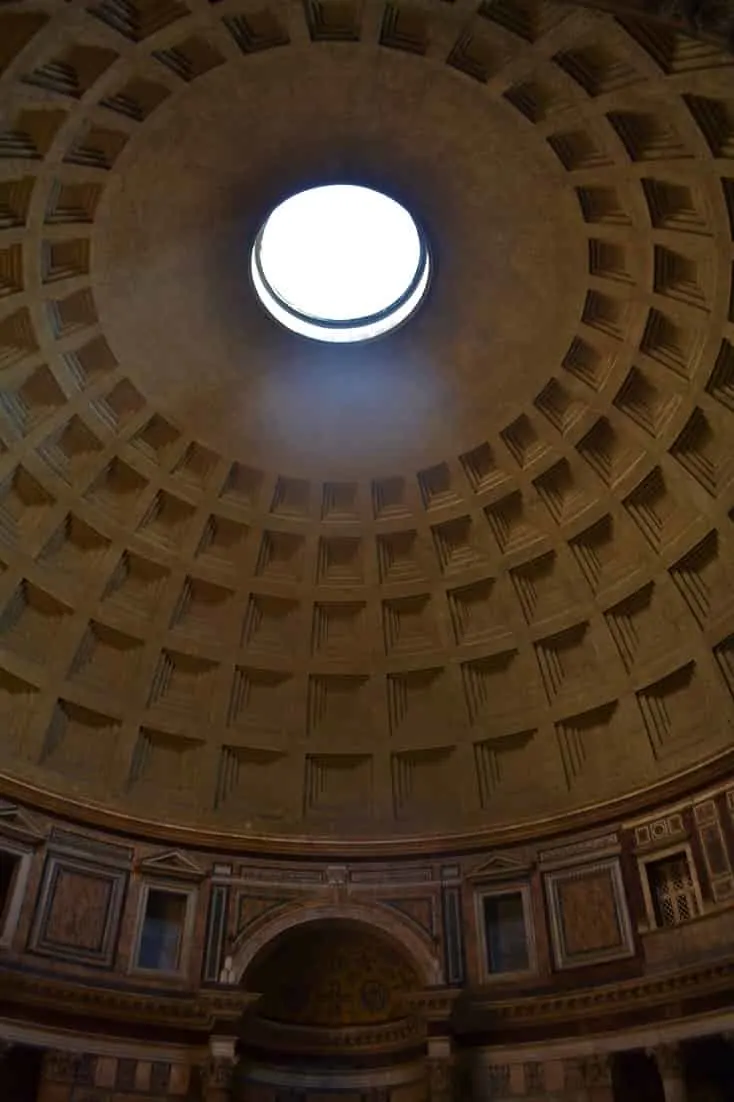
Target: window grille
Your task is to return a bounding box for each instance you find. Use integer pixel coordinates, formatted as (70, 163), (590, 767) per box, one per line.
(647, 853), (699, 928)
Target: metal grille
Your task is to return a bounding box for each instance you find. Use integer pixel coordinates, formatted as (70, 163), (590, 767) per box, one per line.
(648, 853), (698, 928)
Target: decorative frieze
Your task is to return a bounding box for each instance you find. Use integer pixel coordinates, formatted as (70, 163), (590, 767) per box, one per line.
(349, 865), (435, 885)
(633, 813), (686, 849)
(238, 863), (325, 885)
(539, 832), (620, 868)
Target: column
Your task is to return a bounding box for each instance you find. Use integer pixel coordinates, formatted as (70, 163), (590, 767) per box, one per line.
(426, 1036), (454, 1102)
(562, 1054), (613, 1102)
(580, 1055), (613, 1102)
(36, 1051), (80, 1102)
(203, 1035), (239, 1102)
(648, 1043), (687, 1102)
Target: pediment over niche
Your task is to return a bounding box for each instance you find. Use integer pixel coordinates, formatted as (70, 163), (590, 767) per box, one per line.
(137, 849), (206, 881)
(0, 802), (45, 846)
(466, 852), (533, 881)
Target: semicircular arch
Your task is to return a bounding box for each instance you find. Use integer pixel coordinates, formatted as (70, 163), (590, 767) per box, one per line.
(228, 898), (443, 988)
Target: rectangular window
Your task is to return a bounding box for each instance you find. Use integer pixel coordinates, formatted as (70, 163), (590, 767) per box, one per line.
(482, 891), (529, 974)
(646, 852), (699, 928)
(0, 850), (20, 929)
(136, 888), (189, 971)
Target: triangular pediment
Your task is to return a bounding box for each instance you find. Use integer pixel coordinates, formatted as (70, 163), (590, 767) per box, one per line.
(467, 852), (532, 881)
(0, 801), (45, 846)
(137, 849), (205, 880)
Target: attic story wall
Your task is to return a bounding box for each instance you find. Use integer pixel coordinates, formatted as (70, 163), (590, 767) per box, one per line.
(0, 776), (733, 1009)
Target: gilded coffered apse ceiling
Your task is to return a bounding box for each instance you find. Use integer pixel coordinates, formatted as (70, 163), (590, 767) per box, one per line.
(245, 922), (421, 1027)
(0, 0), (733, 847)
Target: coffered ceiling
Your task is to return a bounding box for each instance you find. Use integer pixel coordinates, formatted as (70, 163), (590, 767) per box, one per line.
(0, 0), (732, 846)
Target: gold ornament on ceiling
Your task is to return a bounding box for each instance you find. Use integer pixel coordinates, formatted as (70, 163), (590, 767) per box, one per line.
(245, 922), (421, 1027)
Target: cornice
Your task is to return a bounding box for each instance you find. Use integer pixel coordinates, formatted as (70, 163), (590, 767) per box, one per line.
(0, 967), (257, 1032)
(243, 1015), (425, 1056)
(405, 988), (462, 1023)
(462, 959), (734, 1033)
(2, 961), (734, 1045)
(0, 748), (732, 859)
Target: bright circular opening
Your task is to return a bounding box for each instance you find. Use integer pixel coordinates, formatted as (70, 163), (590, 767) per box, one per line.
(251, 184), (431, 343)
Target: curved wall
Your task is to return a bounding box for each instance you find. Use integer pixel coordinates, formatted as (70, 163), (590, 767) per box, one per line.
(0, 772), (733, 1025)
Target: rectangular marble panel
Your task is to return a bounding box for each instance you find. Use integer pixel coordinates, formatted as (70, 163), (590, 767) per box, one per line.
(44, 868), (112, 952)
(545, 857), (634, 969)
(558, 870), (620, 955)
(29, 854), (127, 967)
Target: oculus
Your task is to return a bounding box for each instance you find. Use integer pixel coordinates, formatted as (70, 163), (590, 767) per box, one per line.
(251, 184), (430, 343)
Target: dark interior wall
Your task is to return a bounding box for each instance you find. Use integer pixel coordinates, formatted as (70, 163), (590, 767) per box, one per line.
(611, 1050), (664, 1102)
(2, 1046), (43, 1102)
(237, 1081), (426, 1102)
(685, 1037), (734, 1102)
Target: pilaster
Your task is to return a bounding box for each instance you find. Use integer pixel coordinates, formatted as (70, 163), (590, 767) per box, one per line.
(427, 1035), (454, 1102)
(648, 1043), (687, 1102)
(203, 1035), (239, 1102)
(37, 1051), (79, 1102)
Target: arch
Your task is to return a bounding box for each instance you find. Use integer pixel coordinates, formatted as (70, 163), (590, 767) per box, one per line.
(228, 898), (443, 987)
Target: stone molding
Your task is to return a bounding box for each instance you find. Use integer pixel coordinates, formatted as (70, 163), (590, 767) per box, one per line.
(0, 966), (254, 1031)
(3, 747), (734, 857)
(229, 897), (443, 986)
(243, 1014), (424, 1056)
(1, 960), (731, 1035)
(467, 959), (734, 1032)
(240, 1060), (426, 1091)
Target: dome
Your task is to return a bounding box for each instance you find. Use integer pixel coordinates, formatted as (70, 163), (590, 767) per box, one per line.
(0, 0), (733, 852)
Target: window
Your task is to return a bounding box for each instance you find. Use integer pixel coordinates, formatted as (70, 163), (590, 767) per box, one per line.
(136, 888), (189, 971)
(0, 850), (20, 928)
(646, 852), (700, 928)
(481, 890), (531, 975)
